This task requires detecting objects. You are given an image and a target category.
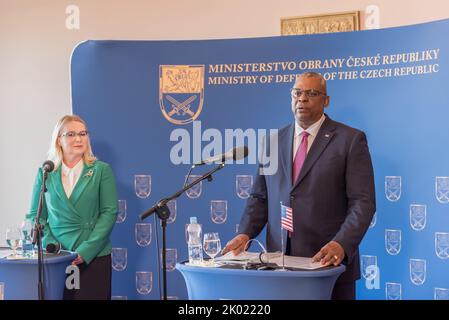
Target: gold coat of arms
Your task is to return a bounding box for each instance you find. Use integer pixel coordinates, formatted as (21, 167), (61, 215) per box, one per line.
(159, 65), (205, 125)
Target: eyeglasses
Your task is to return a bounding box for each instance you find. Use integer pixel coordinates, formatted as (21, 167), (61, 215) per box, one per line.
(60, 130), (89, 138)
(291, 88), (326, 98)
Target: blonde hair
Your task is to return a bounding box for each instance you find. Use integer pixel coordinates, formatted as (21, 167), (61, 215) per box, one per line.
(47, 115), (97, 170)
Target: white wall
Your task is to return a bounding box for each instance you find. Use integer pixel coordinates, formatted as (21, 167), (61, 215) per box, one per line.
(1, 0), (448, 241)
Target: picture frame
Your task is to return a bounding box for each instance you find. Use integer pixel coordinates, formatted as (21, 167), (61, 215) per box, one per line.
(281, 11), (360, 35)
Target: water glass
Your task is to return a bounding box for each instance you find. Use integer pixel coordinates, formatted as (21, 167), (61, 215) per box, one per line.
(6, 227), (21, 257)
(203, 232), (221, 265)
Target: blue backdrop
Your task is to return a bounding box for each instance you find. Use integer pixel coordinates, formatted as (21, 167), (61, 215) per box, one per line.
(71, 19), (449, 300)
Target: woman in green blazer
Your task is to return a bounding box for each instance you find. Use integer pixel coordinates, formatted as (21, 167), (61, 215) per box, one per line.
(27, 115), (118, 300)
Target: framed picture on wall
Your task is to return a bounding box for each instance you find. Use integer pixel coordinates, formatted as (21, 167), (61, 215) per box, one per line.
(281, 11), (360, 35)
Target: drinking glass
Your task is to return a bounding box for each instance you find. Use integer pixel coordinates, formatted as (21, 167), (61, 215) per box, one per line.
(203, 232), (221, 266)
(6, 227), (21, 257)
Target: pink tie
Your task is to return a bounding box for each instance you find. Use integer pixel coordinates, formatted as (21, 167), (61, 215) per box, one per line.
(292, 131), (309, 184)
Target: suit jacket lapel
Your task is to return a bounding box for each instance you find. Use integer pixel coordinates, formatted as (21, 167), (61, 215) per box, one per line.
(291, 116), (336, 190)
(69, 162), (94, 205)
(48, 167), (68, 203)
(46, 167), (82, 219)
(279, 123), (295, 188)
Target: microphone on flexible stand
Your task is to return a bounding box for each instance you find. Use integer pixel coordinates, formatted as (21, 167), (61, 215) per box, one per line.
(33, 159), (55, 300)
(139, 146), (249, 299)
(194, 146), (249, 166)
(42, 160), (55, 173)
(46, 243), (61, 254)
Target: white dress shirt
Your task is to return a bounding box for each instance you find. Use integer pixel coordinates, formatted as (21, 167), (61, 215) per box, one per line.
(61, 159), (84, 198)
(293, 114), (326, 161)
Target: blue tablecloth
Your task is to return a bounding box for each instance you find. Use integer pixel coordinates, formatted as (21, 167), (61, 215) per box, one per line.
(176, 262), (346, 300)
(0, 248), (77, 300)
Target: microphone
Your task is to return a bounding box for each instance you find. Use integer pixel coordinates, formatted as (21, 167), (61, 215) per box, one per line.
(46, 243), (61, 254)
(195, 146), (249, 166)
(42, 160), (55, 172)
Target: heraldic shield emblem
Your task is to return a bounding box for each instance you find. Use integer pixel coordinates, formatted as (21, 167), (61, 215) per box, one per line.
(135, 175), (151, 199)
(409, 259), (426, 285)
(112, 248), (128, 271)
(435, 288), (449, 300)
(385, 229), (401, 255)
(435, 176), (449, 204)
(410, 204), (426, 231)
(135, 223), (152, 247)
(160, 65), (205, 125)
(385, 282), (402, 300)
(116, 200), (127, 224)
(210, 200), (228, 224)
(435, 232), (449, 259)
(136, 271), (152, 295)
(385, 176), (401, 202)
(361, 255), (378, 280)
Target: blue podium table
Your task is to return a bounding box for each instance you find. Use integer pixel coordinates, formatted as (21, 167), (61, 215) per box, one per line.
(176, 262), (345, 300)
(0, 248), (77, 300)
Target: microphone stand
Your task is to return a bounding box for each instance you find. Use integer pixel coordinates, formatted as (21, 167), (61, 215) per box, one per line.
(139, 163), (225, 300)
(32, 169), (49, 300)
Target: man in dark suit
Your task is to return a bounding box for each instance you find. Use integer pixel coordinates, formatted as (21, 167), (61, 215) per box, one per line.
(222, 72), (376, 300)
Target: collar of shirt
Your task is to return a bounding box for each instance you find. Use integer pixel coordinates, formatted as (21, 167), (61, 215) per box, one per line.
(294, 114), (326, 138)
(293, 114), (326, 160)
(61, 159), (84, 177)
(61, 159), (84, 198)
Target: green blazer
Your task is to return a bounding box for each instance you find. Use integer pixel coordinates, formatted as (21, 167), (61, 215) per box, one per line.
(27, 160), (118, 264)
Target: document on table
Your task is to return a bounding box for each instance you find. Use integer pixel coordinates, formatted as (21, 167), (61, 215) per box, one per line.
(215, 251), (284, 264)
(215, 251), (324, 269)
(0, 249), (15, 259)
(270, 255), (324, 270)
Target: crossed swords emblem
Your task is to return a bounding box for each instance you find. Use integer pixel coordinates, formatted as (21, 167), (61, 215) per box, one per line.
(437, 189), (449, 201)
(166, 95), (196, 117)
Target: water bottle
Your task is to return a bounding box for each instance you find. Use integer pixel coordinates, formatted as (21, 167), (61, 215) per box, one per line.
(21, 219), (35, 258)
(187, 217), (203, 265)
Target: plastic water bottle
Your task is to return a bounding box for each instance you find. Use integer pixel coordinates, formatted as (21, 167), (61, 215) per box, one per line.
(187, 217), (203, 265)
(21, 219), (35, 258)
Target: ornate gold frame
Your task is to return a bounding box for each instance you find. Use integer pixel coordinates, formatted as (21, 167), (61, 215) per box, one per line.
(281, 11), (360, 36)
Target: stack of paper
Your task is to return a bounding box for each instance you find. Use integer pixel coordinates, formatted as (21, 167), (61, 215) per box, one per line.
(215, 251), (281, 265)
(215, 251), (324, 270)
(270, 255), (324, 270)
(0, 250), (15, 259)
